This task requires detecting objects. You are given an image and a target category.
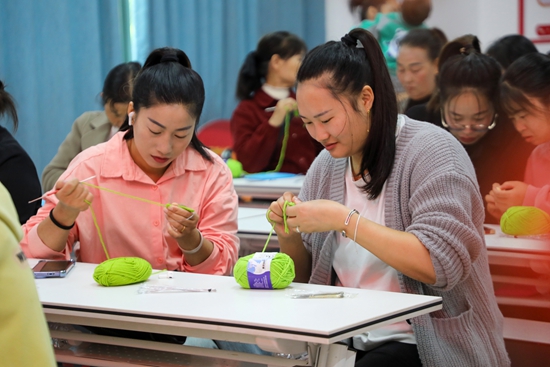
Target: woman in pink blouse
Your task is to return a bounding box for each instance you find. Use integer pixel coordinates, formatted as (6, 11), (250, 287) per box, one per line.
(21, 47), (239, 274)
(486, 53), (550, 218)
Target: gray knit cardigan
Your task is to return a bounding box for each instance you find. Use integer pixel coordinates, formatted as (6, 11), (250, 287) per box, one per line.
(298, 117), (510, 367)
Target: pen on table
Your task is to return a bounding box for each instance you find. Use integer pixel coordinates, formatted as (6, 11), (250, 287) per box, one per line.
(264, 106), (276, 112)
(291, 292), (344, 299)
(181, 288), (217, 292)
(28, 175), (96, 203)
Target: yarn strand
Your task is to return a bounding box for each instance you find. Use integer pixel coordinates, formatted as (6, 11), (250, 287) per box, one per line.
(81, 182), (194, 212)
(271, 110), (299, 173)
(262, 201), (296, 252)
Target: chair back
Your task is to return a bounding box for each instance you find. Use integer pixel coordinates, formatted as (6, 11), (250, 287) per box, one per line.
(197, 119), (233, 155)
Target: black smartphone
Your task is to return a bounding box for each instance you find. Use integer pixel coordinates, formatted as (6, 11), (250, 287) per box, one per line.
(33, 259), (76, 279)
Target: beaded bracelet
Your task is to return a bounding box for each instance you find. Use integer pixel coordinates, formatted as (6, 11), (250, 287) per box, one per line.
(182, 230), (204, 255)
(49, 208), (75, 230)
(341, 209), (359, 238)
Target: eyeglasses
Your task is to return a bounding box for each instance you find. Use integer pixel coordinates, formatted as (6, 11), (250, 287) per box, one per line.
(441, 110), (497, 132)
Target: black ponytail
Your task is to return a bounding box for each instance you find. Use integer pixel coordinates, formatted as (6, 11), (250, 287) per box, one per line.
(122, 47), (212, 163)
(0, 81), (18, 132)
(297, 28), (397, 199)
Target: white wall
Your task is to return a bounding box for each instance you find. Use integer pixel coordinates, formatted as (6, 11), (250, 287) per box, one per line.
(325, 0), (550, 53)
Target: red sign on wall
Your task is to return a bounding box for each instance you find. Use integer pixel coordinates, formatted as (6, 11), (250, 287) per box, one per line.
(519, 0), (550, 43)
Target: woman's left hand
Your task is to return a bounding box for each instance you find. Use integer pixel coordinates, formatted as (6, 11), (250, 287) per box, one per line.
(489, 181), (528, 214)
(284, 199), (349, 234)
(164, 203), (199, 238)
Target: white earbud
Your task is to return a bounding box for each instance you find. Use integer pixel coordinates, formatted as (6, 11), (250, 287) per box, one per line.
(128, 112), (135, 126)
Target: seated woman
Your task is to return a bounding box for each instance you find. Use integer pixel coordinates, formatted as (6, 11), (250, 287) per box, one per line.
(0, 81), (42, 224)
(269, 28), (509, 366)
(486, 52), (550, 218)
(396, 28), (446, 113)
(406, 35), (533, 223)
(230, 31), (322, 174)
(0, 163), (55, 367)
(42, 61), (141, 192)
(21, 47), (238, 274)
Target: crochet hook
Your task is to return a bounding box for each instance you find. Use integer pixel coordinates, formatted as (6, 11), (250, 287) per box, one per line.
(28, 175), (97, 204)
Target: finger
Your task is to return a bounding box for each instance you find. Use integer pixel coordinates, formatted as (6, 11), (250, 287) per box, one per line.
(167, 224), (182, 237)
(492, 183), (501, 191)
(59, 178), (80, 196)
(499, 182), (515, 190)
(282, 191), (296, 203)
(168, 219), (184, 233)
(84, 192), (94, 206)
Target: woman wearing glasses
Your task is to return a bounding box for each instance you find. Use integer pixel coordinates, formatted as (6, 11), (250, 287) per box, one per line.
(406, 35), (533, 223)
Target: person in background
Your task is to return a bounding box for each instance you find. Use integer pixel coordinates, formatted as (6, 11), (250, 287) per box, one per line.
(396, 28), (446, 113)
(0, 81), (42, 224)
(42, 61), (141, 192)
(486, 53), (550, 218)
(350, 0), (400, 26)
(0, 182), (56, 367)
(230, 31), (322, 174)
(486, 34), (538, 71)
(21, 47), (238, 275)
(354, 0), (432, 96)
(268, 28), (509, 366)
(406, 35), (533, 223)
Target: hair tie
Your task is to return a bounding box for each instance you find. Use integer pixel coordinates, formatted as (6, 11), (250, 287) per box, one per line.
(341, 33), (358, 48)
(341, 33), (364, 49)
(160, 54), (179, 63)
(241, 51), (258, 77)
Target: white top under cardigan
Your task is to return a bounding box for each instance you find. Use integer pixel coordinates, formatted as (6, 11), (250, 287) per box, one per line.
(333, 116), (415, 351)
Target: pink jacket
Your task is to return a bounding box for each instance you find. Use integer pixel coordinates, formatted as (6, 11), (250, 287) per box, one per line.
(523, 141), (550, 215)
(21, 133), (239, 274)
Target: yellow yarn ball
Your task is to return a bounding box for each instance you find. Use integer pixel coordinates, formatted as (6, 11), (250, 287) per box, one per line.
(93, 257), (152, 286)
(234, 252), (295, 289)
(500, 206), (550, 236)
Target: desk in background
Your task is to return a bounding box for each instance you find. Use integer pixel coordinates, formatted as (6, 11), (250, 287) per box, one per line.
(233, 175), (305, 201)
(483, 224), (550, 349)
(34, 261), (442, 367)
(238, 207), (276, 256)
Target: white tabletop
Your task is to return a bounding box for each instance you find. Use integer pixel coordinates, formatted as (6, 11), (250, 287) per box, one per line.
(238, 207), (274, 236)
(233, 176), (305, 200)
(34, 261), (442, 345)
(483, 224), (550, 255)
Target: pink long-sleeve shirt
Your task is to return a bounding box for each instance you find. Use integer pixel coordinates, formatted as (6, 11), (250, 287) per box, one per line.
(523, 141), (550, 215)
(21, 133), (239, 274)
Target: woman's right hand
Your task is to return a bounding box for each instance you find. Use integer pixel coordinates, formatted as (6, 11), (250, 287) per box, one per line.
(267, 191), (301, 238)
(53, 178), (93, 223)
(268, 97), (298, 127)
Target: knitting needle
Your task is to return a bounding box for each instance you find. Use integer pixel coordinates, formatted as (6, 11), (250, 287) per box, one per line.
(264, 106), (276, 112)
(28, 175), (97, 204)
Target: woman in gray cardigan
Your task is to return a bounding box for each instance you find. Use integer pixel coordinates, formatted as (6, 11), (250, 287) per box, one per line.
(41, 62), (141, 192)
(268, 28), (509, 367)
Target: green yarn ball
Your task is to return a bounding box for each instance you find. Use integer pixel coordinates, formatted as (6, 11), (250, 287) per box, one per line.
(93, 257), (152, 287)
(227, 158), (245, 178)
(500, 206), (550, 236)
(234, 252), (295, 289)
